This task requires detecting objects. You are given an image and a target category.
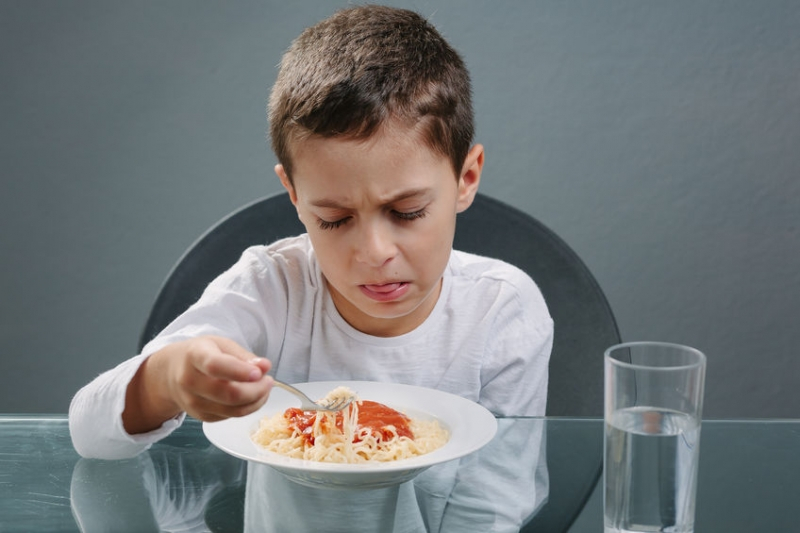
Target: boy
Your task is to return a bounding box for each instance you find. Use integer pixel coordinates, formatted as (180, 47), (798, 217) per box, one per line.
(69, 5), (552, 462)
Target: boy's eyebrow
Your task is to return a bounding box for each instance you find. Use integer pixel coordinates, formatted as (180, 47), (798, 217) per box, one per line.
(309, 188), (432, 209)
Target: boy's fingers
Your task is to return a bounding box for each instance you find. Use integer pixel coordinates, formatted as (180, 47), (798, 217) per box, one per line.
(197, 337), (272, 382)
(215, 336), (273, 373)
(190, 377), (273, 413)
(207, 358), (263, 383)
(252, 357), (272, 373)
(212, 336), (256, 360)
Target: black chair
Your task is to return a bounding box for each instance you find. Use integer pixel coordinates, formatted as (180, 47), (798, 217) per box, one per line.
(138, 192), (305, 352)
(452, 194), (620, 533)
(139, 191), (620, 532)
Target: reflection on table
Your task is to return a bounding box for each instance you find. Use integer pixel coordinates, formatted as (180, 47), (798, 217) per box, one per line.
(1, 416), (798, 532)
(69, 419), (547, 533)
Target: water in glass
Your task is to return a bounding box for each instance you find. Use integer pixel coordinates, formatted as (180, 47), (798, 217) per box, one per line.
(604, 406), (700, 533)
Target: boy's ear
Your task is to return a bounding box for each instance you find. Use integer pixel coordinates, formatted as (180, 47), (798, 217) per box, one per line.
(275, 164), (298, 206)
(456, 144), (484, 213)
(276, 164), (306, 224)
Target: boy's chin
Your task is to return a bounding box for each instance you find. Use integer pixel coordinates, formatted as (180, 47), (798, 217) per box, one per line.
(345, 299), (433, 334)
(330, 281), (441, 334)
(356, 301), (419, 321)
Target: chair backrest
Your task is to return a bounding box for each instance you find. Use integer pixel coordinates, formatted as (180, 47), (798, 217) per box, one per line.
(141, 191), (620, 416)
(454, 194), (619, 533)
(139, 191), (619, 531)
(138, 192), (305, 351)
(453, 194), (620, 416)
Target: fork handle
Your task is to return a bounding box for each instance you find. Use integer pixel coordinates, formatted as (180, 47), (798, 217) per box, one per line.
(271, 379), (316, 410)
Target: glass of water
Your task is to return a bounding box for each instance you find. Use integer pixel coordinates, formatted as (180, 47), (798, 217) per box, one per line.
(604, 342), (706, 533)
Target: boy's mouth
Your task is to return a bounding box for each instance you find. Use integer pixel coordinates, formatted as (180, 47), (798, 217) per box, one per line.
(359, 282), (410, 302)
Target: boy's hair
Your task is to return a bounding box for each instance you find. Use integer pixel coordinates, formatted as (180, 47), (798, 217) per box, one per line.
(269, 5), (474, 181)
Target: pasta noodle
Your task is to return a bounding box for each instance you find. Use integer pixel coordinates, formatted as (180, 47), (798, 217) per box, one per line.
(251, 386), (449, 463)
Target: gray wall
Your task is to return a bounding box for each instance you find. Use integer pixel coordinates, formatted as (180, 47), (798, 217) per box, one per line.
(2, 1), (798, 419)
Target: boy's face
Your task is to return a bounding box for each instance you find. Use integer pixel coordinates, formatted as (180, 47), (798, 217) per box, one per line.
(277, 125), (483, 337)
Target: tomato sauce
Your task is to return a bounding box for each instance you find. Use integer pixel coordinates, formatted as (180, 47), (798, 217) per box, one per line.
(284, 400), (413, 446)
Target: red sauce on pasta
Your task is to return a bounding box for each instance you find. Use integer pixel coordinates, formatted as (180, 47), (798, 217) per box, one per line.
(284, 400), (413, 446)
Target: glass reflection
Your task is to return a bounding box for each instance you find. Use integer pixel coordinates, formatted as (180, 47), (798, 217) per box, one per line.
(70, 419), (547, 533)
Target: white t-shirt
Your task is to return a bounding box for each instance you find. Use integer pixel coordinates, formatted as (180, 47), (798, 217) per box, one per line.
(69, 234), (552, 460)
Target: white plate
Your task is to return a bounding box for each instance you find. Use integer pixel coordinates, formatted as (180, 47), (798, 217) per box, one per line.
(203, 380), (497, 490)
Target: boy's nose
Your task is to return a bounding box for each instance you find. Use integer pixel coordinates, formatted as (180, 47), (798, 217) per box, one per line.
(354, 222), (398, 267)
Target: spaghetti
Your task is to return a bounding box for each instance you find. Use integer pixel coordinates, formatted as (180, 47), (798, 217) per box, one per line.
(251, 386), (449, 463)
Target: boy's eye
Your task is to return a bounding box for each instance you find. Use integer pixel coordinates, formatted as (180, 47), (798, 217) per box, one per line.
(316, 209), (427, 230)
(393, 209), (428, 222)
(317, 217), (350, 230)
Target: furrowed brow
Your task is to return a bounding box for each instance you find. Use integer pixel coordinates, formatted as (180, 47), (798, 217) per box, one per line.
(309, 188), (432, 209)
(309, 198), (348, 209)
(382, 188), (431, 204)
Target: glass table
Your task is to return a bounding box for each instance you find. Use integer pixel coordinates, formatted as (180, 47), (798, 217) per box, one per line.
(0, 416), (797, 532)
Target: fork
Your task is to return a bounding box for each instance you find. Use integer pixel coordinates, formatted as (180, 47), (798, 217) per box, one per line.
(271, 380), (355, 412)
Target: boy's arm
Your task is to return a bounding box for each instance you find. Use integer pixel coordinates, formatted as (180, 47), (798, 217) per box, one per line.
(69, 246), (291, 459)
(122, 336), (273, 434)
(69, 336), (273, 460)
(478, 277), (553, 418)
(435, 272), (552, 530)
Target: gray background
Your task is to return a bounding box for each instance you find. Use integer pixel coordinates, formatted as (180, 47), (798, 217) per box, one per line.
(2, 0), (798, 423)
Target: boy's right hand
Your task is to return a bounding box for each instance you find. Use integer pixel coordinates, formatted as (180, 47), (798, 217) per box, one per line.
(123, 336), (273, 434)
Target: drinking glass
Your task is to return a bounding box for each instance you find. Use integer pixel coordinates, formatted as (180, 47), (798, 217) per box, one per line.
(603, 342), (706, 533)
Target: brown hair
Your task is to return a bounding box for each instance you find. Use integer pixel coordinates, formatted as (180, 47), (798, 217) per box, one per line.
(269, 5), (474, 181)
